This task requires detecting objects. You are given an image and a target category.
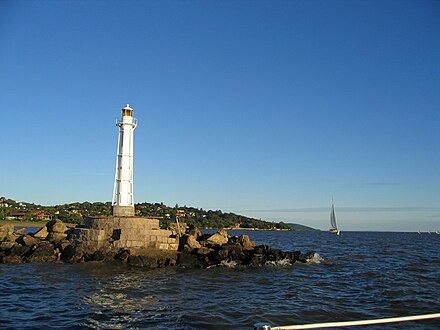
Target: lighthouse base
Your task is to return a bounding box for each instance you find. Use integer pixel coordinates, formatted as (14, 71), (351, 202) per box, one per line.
(112, 205), (135, 217)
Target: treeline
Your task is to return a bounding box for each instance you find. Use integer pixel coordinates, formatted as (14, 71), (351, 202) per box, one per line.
(136, 202), (291, 230)
(0, 197), (292, 230)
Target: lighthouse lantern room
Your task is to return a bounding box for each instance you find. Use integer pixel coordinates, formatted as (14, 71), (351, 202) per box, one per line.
(112, 104), (137, 217)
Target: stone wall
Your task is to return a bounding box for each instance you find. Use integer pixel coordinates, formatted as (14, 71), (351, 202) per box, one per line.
(82, 216), (179, 251)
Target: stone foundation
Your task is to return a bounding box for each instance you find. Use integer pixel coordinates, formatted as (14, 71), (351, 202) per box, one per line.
(112, 205), (135, 217)
(81, 216), (179, 251)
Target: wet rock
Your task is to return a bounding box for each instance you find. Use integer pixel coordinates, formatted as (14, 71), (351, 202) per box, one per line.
(61, 243), (85, 263)
(302, 251), (322, 263)
(127, 255), (159, 268)
(56, 239), (71, 253)
(33, 226), (48, 239)
(177, 253), (205, 268)
(86, 244), (117, 262)
(26, 241), (57, 262)
(1, 255), (23, 263)
(86, 250), (105, 262)
(0, 224), (14, 241)
(227, 244), (245, 262)
(114, 249), (130, 261)
(9, 244), (31, 258)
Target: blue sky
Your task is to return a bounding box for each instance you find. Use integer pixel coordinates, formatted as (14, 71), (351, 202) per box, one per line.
(1, 0), (439, 231)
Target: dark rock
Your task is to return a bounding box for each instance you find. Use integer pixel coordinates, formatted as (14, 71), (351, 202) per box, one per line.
(26, 242), (56, 262)
(227, 243), (245, 262)
(1, 255), (23, 263)
(127, 255), (159, 268)
(0, 241), (15, 252)
(56, 240), (71, 252)
(86, 250), (105, 262)
(46, 232), (67, 244)
(61, 243), (85, 263)
(114, 249), (130, 261)
(9, 244), (31, 258)
(177, 253), (205, 268)
(86, 244), (117, 262)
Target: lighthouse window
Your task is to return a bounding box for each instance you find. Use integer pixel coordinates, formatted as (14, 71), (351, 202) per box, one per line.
(122, 109), (132, 117)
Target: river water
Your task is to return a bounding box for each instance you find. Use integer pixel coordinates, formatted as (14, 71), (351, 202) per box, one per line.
(1, 230), (439, 329)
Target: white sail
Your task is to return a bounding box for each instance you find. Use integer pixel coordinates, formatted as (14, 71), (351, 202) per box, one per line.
(329, 201), (340, 235)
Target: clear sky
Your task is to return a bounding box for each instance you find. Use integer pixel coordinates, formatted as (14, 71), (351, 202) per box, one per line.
(1, 0), (439, 231)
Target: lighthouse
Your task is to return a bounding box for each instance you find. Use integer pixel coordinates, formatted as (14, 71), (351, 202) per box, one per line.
(112, 104), (137, 217)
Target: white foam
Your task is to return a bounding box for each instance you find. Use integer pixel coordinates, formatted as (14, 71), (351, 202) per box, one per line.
(306, 252), (324, 264)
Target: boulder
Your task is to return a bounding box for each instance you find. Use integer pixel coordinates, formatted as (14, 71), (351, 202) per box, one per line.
(14, 227), (26, 235)
(33, 226), (48, 239)
(46, 219), (67, 234)
(1, 255), (23, 263)
(176, 253), (205, 268)
(86, 244), (117, 262)
(188, 227), (202, 239)
(114, 249), (130, 261)
(46, 232), (68, 244)
(17, 235), (40, 247)
(236, 235), (256, 250)
(6, 233), (21, 243)
(196, 247), (214, 255)
(185, 235), (202, 249)
(26, 241), (57, 262)
(0, 224), (14, 242)
(127, 255), (159, 268)
(205, 230), (229, 246)
(0, 241), (15, 252)
(56, 239), (71, 252)
(9, 244), (31, 258)
(61, 243), (85, 263)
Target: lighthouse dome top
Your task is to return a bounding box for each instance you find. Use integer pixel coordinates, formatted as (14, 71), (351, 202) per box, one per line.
(121, 103), (133, 117)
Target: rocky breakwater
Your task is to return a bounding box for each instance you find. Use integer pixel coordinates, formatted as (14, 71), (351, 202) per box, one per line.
(0, 221), (320, 268)
(176, 228), (319, 268)
(0, 220), (107, 264)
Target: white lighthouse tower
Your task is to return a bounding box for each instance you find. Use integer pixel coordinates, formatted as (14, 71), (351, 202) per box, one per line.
(112, 104), (137, 217)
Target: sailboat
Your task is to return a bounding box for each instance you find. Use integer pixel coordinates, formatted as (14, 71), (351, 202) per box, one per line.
(329, 200), (340, 235)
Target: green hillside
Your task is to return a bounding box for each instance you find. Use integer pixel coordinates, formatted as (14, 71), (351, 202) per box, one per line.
(0, 197), (298, 230)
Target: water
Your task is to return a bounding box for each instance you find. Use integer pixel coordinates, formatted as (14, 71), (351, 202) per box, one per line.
(1, 231), (439, 329)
